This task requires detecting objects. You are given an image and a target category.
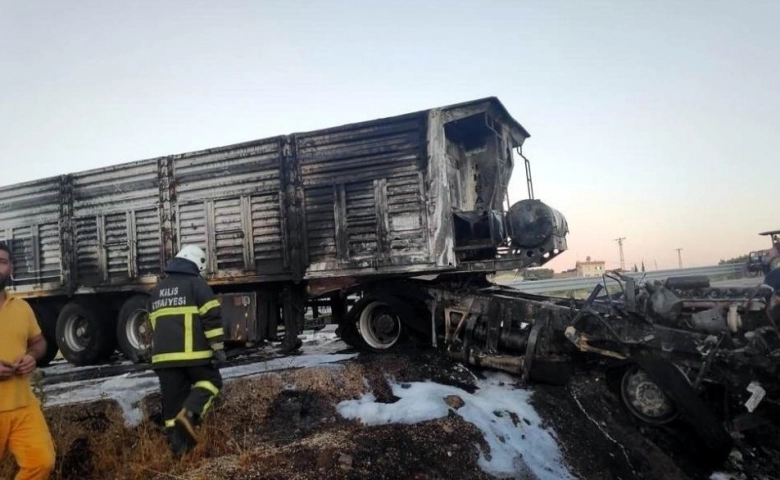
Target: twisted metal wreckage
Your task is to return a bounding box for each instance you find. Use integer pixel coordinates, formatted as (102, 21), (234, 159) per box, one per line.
(2, 95), (776, 464)
(386, 270), (780, 462)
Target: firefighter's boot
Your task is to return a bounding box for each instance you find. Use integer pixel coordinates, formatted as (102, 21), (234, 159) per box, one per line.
(277, 336), (302, 354)
(174, 408), (201, 447)
(166, 427), (196, 458)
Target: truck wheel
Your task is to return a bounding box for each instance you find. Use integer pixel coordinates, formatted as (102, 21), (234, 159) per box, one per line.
(620, 365), (679, 425)
(347, 295), (416, 351)
(31, 303), (60, 367)
(56, 301), (116, 366)
(116, 295), (152, 364)
(336, 308), (367, 350)
(616, 358), (732, 464)
(358, 301), (402, 350)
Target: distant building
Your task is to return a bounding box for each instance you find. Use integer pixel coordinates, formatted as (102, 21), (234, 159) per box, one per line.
(576, 256), (606, 277)
(553, 268), (578, 279)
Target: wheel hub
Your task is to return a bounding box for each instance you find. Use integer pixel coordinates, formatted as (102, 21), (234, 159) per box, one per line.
(126, 310), (151, 350)
(65, 315), (90, 352)
(358, 301), (402, 350)
(374, 313), (397, 335)
(621, 367), (677, 423)
(632, 382), (669, 414)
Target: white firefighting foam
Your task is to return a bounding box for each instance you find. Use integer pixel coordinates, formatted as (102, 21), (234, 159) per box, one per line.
(43, 326), (355, 426)
(336, 371), (575, 480)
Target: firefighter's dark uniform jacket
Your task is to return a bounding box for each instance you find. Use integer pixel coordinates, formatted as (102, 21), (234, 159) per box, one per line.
(149, 257), (224, 368)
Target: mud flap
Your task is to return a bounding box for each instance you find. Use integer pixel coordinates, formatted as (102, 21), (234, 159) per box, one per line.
(607, 357), (733, 465)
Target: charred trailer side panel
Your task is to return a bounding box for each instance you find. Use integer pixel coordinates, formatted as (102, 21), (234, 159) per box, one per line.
(296, 111), (431, 277)
(303, 98), (569, 295)
(170, 137), (288, 283)
(0, 97), (570, 366)
(71, 159), (164, 289)
(0, 176), (66, 365)
(0, 176), (65, 294)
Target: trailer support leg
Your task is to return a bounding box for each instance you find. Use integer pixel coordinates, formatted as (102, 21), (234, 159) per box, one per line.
(330, 292), (347, 326)
(279, 283), (304, 354)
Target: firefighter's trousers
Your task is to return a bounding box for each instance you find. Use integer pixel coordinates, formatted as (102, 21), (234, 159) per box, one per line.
(0, 404), (56, 480)
(155, 364), (223, 430)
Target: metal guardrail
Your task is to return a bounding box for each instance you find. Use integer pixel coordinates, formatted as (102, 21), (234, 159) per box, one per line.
(503, 264), (747, 294)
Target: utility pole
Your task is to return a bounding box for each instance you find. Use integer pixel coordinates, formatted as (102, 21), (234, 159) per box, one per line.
(614, 237), (626, 271)
(676, 248), (683, 268)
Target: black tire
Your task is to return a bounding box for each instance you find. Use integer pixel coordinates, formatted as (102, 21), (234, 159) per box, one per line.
(620, 364), (679, 425)
(56, 301), (116, 366)
(30, 303), (60, 367)
(336, 302), (368, 350)
(613, 358), (733, 465)
(342, 294), (423, 352)
(116, 295), (152, 364)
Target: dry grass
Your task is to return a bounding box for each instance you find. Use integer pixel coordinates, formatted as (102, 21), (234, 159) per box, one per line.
(0, 365), (369, 480)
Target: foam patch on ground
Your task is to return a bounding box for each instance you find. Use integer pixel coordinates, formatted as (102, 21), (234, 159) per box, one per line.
(44, 339), (357, 427)
(336, 371), (574, 480)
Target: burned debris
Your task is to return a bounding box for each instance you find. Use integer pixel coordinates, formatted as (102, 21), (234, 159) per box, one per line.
(420, 269), (780, 465)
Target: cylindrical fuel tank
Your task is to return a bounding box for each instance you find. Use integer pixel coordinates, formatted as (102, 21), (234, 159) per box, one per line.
(665, 276), (710, 290)
(506, 199), (569, 249)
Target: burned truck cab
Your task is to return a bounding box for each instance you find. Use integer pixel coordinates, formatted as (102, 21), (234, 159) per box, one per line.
(435, 98), (568, 272)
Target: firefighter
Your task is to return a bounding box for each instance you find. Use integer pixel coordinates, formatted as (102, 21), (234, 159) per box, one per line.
(149, 245), (226, 456)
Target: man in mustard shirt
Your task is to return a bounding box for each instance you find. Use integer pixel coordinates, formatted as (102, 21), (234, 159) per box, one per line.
(0, 242), (55, 479)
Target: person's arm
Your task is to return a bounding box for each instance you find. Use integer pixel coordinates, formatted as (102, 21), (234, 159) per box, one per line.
(194, 280), (224, 350)
(26, 334), (47, 361)
(14, 304), (47, 375)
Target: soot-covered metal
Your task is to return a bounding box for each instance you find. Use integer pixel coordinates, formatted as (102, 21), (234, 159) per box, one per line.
(0, 97), (566, 301)
(422, 270), (780, 463)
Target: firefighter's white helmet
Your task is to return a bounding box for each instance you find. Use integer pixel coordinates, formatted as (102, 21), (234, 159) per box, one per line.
(176, 245), (208, 276)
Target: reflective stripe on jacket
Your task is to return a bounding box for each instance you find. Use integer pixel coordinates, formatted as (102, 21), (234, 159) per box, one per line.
(149, 257), (225, 368)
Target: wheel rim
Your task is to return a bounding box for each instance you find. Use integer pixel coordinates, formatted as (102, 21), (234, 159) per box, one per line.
(358, 301), (402, 350)
(125, 309), (152, 351)
(621, 366), (678, 424)
(63, 313), (91, 352)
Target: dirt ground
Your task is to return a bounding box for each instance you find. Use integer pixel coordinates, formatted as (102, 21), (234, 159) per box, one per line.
(2, 349), (780, 480)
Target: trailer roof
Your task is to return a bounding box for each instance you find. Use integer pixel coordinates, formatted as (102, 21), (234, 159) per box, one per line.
(278, 96), (530, 146)
(0, 97), (529, 191)
(438, 96), (531, 140)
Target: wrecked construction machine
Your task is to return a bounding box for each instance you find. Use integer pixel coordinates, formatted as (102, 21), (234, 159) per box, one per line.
(0, 96), (568, 367)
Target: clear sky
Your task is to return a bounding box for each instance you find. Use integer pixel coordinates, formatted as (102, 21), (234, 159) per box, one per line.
(1, 0), (777, 271)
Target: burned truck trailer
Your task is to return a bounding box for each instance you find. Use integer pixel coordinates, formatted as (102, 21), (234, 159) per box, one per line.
(0, 97), (568, 366)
